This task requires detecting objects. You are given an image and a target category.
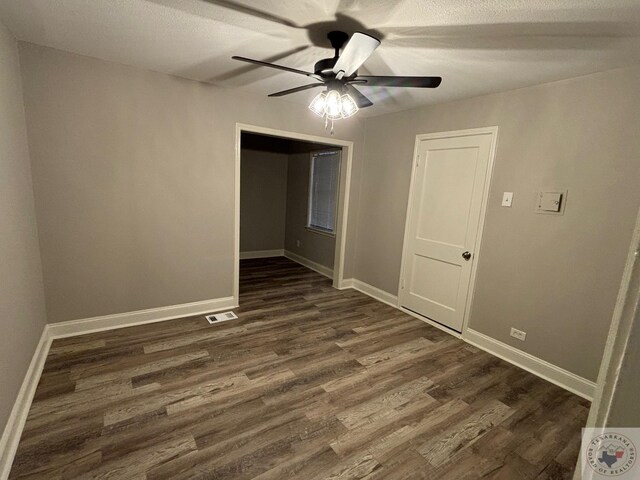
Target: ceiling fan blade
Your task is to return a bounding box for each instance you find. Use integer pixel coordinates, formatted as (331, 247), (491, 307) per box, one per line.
(204, 0), (301, 29)
(268, 83), (325, 97)
(214, 46), (309, 83)
(148, 0), (302, 31)
(356, 75), (442, 88)
(333, 32), (381, 78)
(345, 84), (373, 108)
(232, 56), (322, 80)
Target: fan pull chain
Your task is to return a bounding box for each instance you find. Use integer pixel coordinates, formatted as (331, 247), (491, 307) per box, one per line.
(322, 116), (335, 135)
(321, 115), (335, 135)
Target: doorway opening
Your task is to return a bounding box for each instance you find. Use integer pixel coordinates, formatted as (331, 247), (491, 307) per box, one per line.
(234, 124), (354, 305)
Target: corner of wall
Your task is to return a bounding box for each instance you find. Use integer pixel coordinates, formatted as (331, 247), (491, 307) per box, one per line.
(15, 38), (48, 329)
(0, 19), (49, 476)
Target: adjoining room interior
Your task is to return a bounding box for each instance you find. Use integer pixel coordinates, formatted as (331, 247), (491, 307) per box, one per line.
(0, 1), (639, 479)
(240, 132), (342, 280)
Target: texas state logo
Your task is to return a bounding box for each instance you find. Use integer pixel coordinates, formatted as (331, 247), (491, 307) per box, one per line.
(584, 430), (637, 477)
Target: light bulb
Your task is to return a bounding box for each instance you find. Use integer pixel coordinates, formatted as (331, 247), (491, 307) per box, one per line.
(325, 90), (343, 120)
(340, 93), (358, 118)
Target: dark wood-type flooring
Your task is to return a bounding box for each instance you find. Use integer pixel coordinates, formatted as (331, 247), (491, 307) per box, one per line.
(10, 257), (590, 479)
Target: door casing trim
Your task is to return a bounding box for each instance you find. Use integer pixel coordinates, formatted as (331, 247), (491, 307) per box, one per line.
(397, 126), (499, 334)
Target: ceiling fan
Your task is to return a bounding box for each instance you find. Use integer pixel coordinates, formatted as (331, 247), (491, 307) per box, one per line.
(232, 31), (441, 125)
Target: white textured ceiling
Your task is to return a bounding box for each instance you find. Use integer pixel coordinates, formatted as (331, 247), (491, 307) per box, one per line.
(1, 0), (640, 117)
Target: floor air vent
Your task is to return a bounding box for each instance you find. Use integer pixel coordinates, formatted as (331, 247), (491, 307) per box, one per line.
(205, 311), (238, 324)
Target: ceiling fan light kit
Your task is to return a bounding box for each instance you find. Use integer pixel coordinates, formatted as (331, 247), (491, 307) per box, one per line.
(232, 30), (442, 132)
(309, 89), (358, 118)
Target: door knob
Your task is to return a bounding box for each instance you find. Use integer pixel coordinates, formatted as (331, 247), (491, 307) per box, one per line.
(462, 251), (472, 261)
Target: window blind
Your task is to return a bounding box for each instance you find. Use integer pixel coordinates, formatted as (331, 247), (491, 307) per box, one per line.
(308, 150), (341, 234)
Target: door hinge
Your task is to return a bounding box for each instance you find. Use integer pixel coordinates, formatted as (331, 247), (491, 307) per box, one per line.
(401, 278), (405, 289)
(415, 156), (419, 167)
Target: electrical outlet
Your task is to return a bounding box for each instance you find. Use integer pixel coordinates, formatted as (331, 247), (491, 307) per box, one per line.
(510, 327), (526, 341)
(296, 240), (300, 247)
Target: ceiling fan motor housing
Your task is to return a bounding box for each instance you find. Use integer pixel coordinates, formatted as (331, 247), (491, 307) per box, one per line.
(314, 57), (337, 75)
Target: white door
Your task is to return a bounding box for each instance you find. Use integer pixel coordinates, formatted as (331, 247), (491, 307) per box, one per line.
(399, 130), (494, 332)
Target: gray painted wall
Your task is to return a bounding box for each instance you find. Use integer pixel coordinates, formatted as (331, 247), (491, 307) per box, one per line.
(356, 66), (640, 381)
(284, 148), (338, 270)
(19, 42), (365, 323)
(0, 24), (46, 434)
(240, 149), (288, 253)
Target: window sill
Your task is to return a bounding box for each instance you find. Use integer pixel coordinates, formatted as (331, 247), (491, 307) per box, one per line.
(305, 226), (336, 238)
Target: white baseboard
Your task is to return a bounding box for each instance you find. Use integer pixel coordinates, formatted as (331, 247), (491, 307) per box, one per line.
(47, 296), (237, 339)
(0, 327), (52, 480)
(239, 249), (284, 260)
(463, 328), (596, 400)
(336, 278), (354, 290)
(346, 278), (398, 307)
(284, 250), (333, 279)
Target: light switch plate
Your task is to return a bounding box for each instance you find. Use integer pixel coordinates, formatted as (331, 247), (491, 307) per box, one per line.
(535, 190), (568, 215)
(501, 192), (513, 207)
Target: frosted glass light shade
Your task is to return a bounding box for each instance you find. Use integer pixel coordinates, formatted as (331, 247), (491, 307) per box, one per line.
(308, 92), (327, 117)
(340, 94), (358, 118)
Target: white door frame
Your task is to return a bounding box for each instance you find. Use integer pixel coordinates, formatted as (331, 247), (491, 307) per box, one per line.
(234, 123), (354, 304)
(574, 204), (640, 480)
(397, 126), (499, 335)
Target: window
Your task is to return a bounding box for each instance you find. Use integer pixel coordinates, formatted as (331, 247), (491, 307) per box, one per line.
(307, 150), (341, 236)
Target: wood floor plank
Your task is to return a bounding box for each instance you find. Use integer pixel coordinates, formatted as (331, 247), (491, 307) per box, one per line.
(336, 376), (434, 429)
(8, 257), (589, 480)
(416, 399), (513, 467)
(313, 453), (381, 480)
(329, 394), (442, 458)
(356, 337), (434, 367)
(49, 340), (107, 357)
(363, 449), (432, 480)
(73, 350), (210, 390)
(103, 372), (250, 426)
(76, 434), (197, 480)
